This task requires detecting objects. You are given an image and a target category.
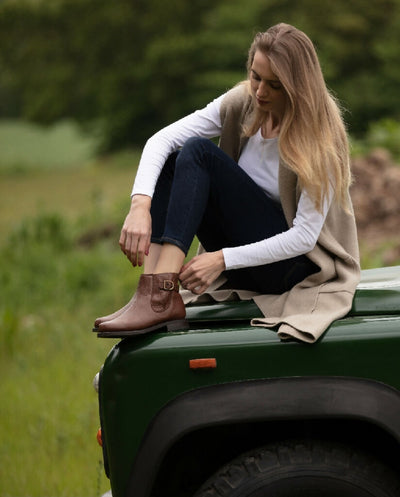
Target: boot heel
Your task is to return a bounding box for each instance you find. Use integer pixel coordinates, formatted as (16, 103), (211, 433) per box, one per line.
(166, 319), (190, 332)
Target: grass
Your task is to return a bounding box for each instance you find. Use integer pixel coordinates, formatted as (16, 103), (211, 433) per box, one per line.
(0, 154), (137, 245)
(0, 120), (143, 496)
(0, 119), (99, 172)
(0, 221), (137, 496)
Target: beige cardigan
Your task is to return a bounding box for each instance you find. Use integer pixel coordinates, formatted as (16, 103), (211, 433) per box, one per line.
(182, 84), (361, 343)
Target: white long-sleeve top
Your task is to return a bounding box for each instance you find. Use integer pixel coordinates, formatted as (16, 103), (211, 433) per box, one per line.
(132, 92), (332, 270)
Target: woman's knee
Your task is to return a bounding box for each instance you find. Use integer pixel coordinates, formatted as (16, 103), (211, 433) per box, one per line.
(178, 137), (223, 178)
(180, 136), (216, 161)
(183, 136), (210, 149)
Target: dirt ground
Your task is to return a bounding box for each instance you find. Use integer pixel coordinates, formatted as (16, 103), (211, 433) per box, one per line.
(351, 148), (400, 265)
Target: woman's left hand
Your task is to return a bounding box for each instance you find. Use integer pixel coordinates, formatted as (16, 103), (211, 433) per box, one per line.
(179, 250), (226, 295)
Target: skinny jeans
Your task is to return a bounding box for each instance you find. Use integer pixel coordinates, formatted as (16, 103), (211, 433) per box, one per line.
(150, 137), (318, 294)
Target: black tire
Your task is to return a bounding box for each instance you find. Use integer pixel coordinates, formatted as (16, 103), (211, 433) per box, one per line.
(193, 439), (400, 497)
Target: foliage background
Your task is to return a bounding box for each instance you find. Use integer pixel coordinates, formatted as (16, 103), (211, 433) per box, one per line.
(1, 0), (400, 149)
(0, 0), (400, 496)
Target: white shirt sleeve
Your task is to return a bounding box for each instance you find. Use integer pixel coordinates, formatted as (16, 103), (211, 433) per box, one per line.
(131, 94), (226, 197)
(222, 187), (333, 270)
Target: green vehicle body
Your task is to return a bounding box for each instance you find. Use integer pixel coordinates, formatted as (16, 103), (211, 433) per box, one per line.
(97, 265), (400, 497)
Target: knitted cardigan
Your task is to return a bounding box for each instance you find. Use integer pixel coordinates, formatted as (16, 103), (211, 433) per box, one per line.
(182, 83), (361, 343)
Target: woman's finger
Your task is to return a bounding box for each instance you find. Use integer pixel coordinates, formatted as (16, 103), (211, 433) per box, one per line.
(180, 251), (225, 294)
(119, 229), (127, 253)
(129, 233), (140, 266)
(136, 231), (151, 267)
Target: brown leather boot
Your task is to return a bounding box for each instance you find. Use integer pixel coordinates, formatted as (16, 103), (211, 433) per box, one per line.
(97, 272), (188, 338)
(92, 278), (144, 331)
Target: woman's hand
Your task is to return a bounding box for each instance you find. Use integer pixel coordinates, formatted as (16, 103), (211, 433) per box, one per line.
(180, 250), (226, 295)
(119, 195), (152, 267)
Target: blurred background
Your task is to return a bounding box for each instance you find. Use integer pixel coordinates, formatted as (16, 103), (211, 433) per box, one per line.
(1, 0), (400, 495)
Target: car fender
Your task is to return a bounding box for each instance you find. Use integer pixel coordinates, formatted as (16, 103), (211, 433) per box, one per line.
(126, 375), (400, 497)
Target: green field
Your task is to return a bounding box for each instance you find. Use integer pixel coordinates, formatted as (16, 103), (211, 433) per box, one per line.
(0, 120), (142, 496)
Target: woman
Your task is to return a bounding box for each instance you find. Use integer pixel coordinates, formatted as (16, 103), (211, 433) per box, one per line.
(94, 23), (360, 343)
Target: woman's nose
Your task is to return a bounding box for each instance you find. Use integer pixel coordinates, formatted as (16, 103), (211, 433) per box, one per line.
(256, 81), (269, 98)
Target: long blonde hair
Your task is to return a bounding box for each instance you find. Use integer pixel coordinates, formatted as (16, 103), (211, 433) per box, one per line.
(245, 23), (351, 211)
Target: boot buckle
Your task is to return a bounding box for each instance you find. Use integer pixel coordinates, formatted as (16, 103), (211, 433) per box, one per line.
(162, 279), (175, 291)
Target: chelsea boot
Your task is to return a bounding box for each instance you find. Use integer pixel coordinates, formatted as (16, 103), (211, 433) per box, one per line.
(97, 272), (188, 338)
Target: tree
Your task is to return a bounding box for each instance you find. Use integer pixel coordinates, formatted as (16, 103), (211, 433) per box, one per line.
(1, 0), (400, 149)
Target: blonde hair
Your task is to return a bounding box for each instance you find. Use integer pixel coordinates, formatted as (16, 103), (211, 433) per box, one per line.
(245, 23), (351, 211)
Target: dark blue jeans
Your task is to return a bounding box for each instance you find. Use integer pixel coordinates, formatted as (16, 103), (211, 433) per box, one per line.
(150, 137), (318, 294)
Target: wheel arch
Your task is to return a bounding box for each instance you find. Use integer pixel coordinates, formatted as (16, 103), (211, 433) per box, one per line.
(126, 376), (400, 497)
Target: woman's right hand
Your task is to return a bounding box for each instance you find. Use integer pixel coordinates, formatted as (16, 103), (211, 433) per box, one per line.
(119, 195), (152, 267)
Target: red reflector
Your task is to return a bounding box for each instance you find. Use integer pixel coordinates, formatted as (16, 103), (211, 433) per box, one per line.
(97, 428), (103, 447)
(189, 358), (217, 369)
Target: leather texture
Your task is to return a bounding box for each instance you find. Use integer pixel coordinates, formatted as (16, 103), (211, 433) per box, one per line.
(97, 273), (187, 336)
(93, 292), (138, 329)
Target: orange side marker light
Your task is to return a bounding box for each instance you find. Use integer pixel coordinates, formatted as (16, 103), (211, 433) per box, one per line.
(97, 428), (103, 447)
(189, 358), (217, 370)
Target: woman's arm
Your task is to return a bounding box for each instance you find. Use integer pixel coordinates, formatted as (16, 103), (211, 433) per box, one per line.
(179, 190), (332, 295)
(120, 93), (226, 265)
(131, 93), (226, 198)
(119, 194), (152, 267)
(222, 187), (333, 270)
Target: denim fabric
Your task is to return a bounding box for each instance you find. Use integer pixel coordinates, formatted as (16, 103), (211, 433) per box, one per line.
(150, 137), (318, 294)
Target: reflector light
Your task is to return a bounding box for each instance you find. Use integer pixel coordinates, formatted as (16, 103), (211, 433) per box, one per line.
(97, 428), (103, 447)
(189, 358), (217, 369)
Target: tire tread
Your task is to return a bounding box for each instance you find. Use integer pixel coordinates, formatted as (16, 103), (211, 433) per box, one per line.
(194, 439), (400, 497)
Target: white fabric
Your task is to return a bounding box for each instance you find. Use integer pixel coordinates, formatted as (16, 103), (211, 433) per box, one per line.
(238, 130), (280, 201)
(131, 92), (332, 270)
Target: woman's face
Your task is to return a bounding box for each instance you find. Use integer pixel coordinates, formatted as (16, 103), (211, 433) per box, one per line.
(250, 50), (287, 120)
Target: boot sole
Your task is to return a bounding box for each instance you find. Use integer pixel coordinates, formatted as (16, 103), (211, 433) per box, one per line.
(96, 319), (189, 338)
